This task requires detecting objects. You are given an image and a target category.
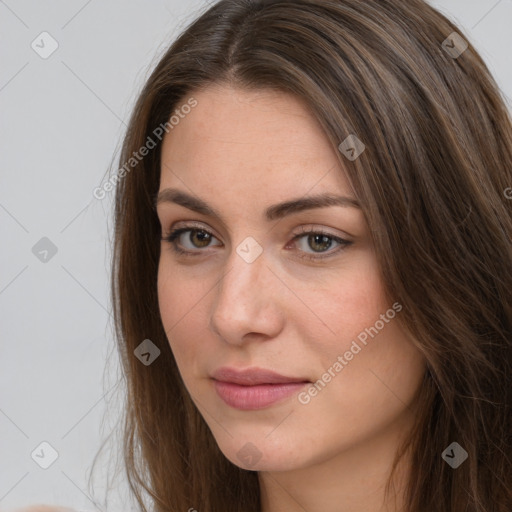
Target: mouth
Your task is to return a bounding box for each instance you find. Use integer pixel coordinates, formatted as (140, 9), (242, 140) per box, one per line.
(210, 366), (310, 410)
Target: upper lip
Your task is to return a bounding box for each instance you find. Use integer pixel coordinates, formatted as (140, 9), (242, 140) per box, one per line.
(211, 366), (310, 386)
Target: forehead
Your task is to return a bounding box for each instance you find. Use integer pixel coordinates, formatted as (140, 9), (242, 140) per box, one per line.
(159, 84), (353, 198)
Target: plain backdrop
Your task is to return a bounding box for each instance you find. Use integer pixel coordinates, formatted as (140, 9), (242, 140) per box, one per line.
(1, 0), (511, 510)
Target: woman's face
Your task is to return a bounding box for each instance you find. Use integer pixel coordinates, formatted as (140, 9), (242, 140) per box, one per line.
(156, 84), (425, 472)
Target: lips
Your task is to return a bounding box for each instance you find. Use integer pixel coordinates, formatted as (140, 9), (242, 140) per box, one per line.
(211, 366), (310, 385)
(210, 366), (310, 410)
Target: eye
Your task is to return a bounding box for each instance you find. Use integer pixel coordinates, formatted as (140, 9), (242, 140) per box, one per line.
(289, 226), (352, 261)
(161, 224), (352, 260)
(162, 226), (221, 255)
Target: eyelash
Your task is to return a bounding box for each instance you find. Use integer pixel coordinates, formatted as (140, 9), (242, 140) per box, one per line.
(161, 224), (352, 262)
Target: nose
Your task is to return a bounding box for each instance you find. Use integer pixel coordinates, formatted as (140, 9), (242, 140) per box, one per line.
(208, 243), (284, 345)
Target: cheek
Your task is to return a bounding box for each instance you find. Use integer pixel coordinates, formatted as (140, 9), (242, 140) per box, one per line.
(301, 260), (424, 422)
(299, 251), (389, 355)
(157, 263), (205, 367)
(295, 250), (425, 398)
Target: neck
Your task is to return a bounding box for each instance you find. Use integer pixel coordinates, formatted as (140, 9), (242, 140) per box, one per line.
(258, 412), (414, 512)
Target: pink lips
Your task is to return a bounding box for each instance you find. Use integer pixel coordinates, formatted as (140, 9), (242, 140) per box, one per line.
(211, 367), (309, 410)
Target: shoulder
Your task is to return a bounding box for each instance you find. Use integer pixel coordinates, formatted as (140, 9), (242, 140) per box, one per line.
(9, 506), (77, 512)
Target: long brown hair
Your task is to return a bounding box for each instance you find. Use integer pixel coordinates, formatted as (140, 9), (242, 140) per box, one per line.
(105, 0), (512, 510)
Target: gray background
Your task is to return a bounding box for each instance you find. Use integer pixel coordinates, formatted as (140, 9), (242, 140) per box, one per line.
(1, 0), (511, 510)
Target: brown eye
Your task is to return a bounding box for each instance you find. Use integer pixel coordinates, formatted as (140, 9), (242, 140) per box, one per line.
(162, 227), (221, 254)
(307, 234), (334, 252)
(290, 229), (352, 262)
(162, 225), (351, 261)
(188, 229), (212, 248)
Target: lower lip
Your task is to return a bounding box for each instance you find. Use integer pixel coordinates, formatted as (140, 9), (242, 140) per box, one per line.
(212, 380), (308, 410)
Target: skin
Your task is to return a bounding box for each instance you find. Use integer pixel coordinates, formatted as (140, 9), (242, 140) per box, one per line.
(156, 84), (426, 512)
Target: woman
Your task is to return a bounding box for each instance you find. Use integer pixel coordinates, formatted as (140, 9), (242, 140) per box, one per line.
(65, 0), (512, 511)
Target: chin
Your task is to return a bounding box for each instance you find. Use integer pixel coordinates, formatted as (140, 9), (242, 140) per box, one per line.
(214, 434), (307, 472)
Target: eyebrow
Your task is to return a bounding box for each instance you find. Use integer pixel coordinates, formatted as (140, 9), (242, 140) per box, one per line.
(154, 188), (361, 222)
